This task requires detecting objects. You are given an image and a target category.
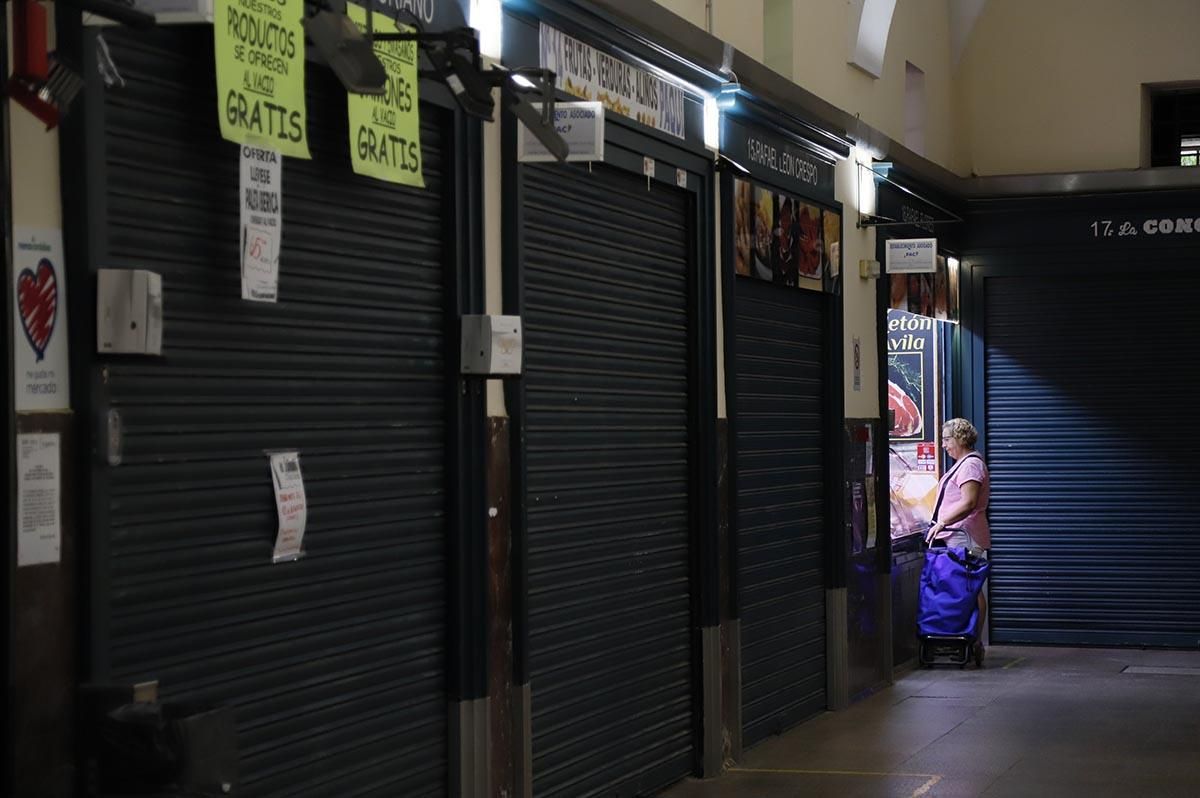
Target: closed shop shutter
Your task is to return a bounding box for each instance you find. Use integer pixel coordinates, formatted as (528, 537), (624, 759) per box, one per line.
(96, 29), (450, 796)
(985, 274), (1200, 647)
(521, 162), (695, 797)
(733, 277), (826, 746)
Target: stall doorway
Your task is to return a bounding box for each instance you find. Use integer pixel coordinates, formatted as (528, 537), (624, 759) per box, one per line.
(734, 277), (827, 747)
(520, 161), (697, 797)
(89, 28), (454, 796)
(984, 273), (1200, 647)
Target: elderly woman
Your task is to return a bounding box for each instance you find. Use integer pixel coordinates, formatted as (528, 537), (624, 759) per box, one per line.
(927, 418), (990, 550)
(926, 418), (991, 653)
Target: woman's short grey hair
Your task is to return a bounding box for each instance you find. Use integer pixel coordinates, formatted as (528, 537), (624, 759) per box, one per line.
(942, 418), (978, 448)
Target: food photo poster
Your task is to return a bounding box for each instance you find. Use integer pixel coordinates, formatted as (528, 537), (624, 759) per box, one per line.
(732, 177), (840, 294)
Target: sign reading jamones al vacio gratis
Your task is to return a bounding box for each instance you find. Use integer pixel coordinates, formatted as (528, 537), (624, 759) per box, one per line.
(346, 5), (424, 186)
(215, 0), (310, 159)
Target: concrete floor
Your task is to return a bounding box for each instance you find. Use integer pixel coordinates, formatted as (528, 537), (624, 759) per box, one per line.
(662, 645), (1200, 798)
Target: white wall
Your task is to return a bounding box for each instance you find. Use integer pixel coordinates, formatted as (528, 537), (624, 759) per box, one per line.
(959, 0), (1200, 175)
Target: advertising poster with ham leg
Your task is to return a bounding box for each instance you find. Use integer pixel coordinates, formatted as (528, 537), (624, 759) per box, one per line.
(887, 309), (939, 537)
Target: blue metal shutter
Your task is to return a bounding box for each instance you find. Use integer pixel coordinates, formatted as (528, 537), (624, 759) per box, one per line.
(985, 274), (1200, 647)
(96, 29), (449, 796)
(734, 277), (827, 746)
(521, 162), (695, 797)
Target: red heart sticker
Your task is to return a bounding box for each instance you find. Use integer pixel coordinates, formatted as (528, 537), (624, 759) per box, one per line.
(17, 258), (58, 362)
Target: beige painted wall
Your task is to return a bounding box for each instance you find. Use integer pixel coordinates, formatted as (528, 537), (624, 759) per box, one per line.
(9, 108), (62, 231)
(785, 0), (959, 173)
(654, 0), (959, 172)
(7, 3), (62, 231)
(837, 150), (879, 417)
(959, 0), (1200, 175)
(762, 0), (792, 77)
(654, 0), (765, 63)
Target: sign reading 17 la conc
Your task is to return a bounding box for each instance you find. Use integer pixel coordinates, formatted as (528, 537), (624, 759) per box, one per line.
(215, 0), (310, 159)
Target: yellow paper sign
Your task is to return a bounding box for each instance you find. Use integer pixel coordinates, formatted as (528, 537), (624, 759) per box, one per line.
(346, 5), (424, 187)
(215, 0), (310, 159)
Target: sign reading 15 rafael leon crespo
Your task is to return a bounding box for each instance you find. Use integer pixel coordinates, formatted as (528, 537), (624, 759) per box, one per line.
(722, 120), (834, 199)
(746, 136), (825, 189)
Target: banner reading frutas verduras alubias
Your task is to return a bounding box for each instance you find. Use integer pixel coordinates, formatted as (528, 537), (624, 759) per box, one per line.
(539, 22), (686, 139)
(345, 4), (424, 187)
(215, 0), (310, 159)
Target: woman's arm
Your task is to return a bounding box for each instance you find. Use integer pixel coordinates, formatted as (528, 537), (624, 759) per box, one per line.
(929, 480), (981, 538)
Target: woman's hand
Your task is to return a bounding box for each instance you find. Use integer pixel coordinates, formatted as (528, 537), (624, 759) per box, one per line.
(925, 520), (946, 544)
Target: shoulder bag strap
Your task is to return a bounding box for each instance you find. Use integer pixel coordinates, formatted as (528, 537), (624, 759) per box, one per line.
(931, 452), (981, 523)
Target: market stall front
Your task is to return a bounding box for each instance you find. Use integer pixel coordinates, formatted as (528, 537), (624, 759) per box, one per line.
(721, 110), (846, 742)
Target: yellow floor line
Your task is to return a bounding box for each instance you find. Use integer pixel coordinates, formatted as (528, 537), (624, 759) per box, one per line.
(911, 774), (943, 797)
(1004, 656), (1027, 670)
(728, 766), (941, 779)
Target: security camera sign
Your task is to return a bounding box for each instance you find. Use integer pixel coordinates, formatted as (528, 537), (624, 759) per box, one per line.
(214, 0), (310, 159)
(885, 238), (938, 274)
(345, 6), (424, 187)
(517, 102), (603, 163)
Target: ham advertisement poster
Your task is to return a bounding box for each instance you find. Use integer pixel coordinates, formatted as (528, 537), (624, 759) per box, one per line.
(887, 310), (935, 443)
(888, 309), (939, 537)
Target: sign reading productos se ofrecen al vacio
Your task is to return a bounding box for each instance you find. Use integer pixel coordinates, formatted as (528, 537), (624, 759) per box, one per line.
(346, 5), (424, 186)
(216, 0), (310, 158)
(539, 22), (686, 140)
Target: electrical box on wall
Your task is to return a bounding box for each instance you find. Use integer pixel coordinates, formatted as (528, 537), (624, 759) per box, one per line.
(461, 315), (522, 376)
(97, 269), (163, 355)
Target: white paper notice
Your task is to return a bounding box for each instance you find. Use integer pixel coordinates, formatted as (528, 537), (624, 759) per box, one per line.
(17, 433), (61, 567)
(240, 146), (282, 303)
(12, 228), (70, 412)
(269, 451), (307, 563)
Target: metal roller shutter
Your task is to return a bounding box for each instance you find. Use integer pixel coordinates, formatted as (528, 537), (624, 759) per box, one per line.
(734, 278), (826, 746)
(96, 28), (449, 796)
(985, 274), (1200, 647)
(521, 162), (695, 797)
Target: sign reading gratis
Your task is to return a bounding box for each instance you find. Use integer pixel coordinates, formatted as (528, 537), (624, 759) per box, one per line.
(539, 22), (686, 140)
(215, 0), (310, 159)
(885, 237), (937, 274)
(517, 102), (603, 162)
